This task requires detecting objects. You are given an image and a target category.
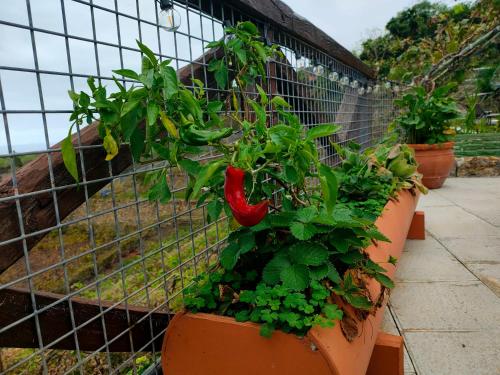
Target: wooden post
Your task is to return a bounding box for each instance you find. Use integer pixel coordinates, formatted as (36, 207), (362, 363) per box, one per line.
(407, 211), (426, 240)
(366, 332), (404, 375)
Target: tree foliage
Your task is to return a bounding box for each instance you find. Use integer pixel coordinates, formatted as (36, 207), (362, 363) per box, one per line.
(359, 0), (499, 84)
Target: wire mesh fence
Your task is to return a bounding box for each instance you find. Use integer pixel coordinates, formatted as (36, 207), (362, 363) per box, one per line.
(0, 0), (397, 373)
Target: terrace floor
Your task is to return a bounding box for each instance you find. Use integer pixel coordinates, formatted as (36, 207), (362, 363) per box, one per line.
(382, 177), (500, 375)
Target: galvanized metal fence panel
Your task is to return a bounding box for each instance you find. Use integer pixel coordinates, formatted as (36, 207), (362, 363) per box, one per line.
(0, 0), (396, 373)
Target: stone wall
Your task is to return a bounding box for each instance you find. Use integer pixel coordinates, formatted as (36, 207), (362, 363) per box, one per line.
(450, 156), (500, 177)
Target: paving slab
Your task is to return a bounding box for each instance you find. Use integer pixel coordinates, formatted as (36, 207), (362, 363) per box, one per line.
(466, 262), (500, 298)
(396, 241), (477, 282)
(390, 178), (500, 374)
(434, 178), (500, 227)
(416, 191), (454, 209)
(390, 282), (500, 331)
(439, 236), (500, 263)
(404, 331), (500, 375)
(403, 236), (444, 252)
(424, 205), (499, 239)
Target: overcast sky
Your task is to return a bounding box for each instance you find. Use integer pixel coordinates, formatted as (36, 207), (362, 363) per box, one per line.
(281, 0), (460, 51)
(0, 0), (460, 154)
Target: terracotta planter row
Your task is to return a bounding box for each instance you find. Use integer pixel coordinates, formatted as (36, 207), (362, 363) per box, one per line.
(409, 142), (455, 189)
(161, 190), (420, 375)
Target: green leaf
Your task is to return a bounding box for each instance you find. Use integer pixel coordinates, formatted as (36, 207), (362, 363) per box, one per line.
(62, 126), (79, 182)
(140, 69), (154, 88)
(365, 228), (391, 242)
(236, 230), (256, 254)
(296, 206), (318, 223)
(260, 323), (275, 338)
(339, 250), (364, 265)
(179, 90), (203, 123)
(318, 164), (338, 214)
(192, 160), (225, 198)
(248, 100), (267, 135)
(290, 222), (316, 240)
(289, 242), (329, 266)
(306, 124), (340, 141)
(235, 47), (247, 64)
(151, 142), (170, 160)
(323, 304), (343, 320)
(148, 174), (171, 204)
(214, 64), (228, 90)
(220, 242), (240, 270)
(271, 96), (291, 108)
(136, 40), (158, 66)
(129, 127), (145, 161)
(364, 259), (387, 273)
(345, 294), (372, 310)
(268, 125), (298, 147)
(162, 65), (178, 99)
(121, 100), (140, 117)
(284, 164), (299, 184)
(331, 238), (350, 253)
(262, 254), (291, 285)
(374, 273), (395, 289)
(205, 40), (222, 49)
(309, 264), (329, 280)
(327, 263), (341, 284)
(235, 310), (250, 322)
(280, 264), (310, 290)
(388, 255), (398, 266)
(206, 101), (223, 114)
(68, 90), (79, 103)
(147, 101), (159, 127)
(178, 158), (200, 175)
(207, 200), (223, 223)
(239, 21), (258, 34)
(79, 92), (90, 107)
(256, 84), (268, 105)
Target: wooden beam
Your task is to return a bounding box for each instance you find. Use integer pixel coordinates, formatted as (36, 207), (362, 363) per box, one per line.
(0, 287), (173, 352)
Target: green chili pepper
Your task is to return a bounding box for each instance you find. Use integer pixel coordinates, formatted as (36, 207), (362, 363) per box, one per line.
(179, 125), (233, 146)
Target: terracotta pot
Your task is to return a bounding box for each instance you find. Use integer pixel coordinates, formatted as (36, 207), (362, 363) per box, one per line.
(161, 191), (419, 375)
(408, 142), (455, 189)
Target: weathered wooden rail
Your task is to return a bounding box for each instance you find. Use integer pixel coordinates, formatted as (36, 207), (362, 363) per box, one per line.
(0, 288), (172, 352)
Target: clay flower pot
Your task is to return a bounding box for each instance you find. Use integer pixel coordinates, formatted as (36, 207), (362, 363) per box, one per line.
(408, 142), (454, 189)
(161, 191), (419, 375)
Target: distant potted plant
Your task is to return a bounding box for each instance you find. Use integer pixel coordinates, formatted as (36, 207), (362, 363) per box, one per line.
(394, 83), (460, 188)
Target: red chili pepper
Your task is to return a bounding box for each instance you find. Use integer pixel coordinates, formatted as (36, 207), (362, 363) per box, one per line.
(224, 165), (269, 227)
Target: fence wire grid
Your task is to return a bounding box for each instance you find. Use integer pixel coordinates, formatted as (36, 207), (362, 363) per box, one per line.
(0, 0), (397, 374)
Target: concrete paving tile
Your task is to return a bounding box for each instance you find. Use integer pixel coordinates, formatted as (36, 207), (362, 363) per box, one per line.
(403, 236), (444, 253)
(437, 178), (500, 199)
(404, 330), (500, 375)
(467, 262), (500, 298)
(440, 237), (500, 263)
(403, 351), (415, 375)
(424, 206), (499, 239)
(390, 282), (500, 330)
(395, 244), (477, 282)
(417, 191), (454, 209)
(381, 308), (399, 335)
(434, 178), (500, 227)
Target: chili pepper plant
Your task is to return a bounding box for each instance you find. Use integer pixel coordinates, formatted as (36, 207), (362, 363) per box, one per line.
(64, 21), (424, 338)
